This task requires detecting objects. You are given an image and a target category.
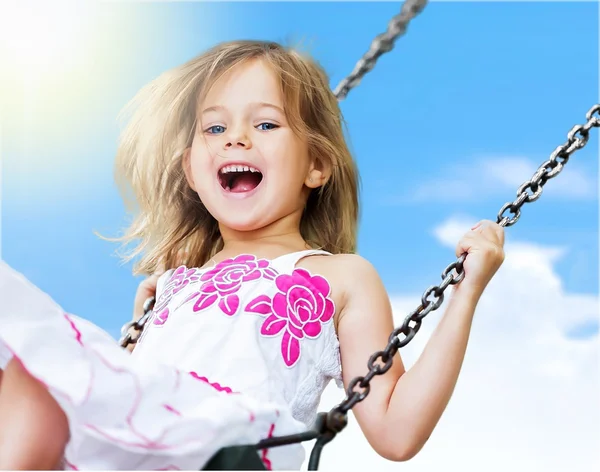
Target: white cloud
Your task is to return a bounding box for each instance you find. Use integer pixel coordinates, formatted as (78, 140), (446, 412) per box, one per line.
(398, 156), (597, 203)
(305, 215), (598, 471)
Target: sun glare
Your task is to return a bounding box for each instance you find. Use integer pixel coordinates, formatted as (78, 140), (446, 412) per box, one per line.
(0, 0), (92, 70)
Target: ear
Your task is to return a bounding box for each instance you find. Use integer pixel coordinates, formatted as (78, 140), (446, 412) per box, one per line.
(182, 148), (197, 191)
(305, 157), (332, 189)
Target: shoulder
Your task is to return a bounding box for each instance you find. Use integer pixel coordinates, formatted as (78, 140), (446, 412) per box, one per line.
(298, 252), (380, 283)
(296, 253), (384, 321)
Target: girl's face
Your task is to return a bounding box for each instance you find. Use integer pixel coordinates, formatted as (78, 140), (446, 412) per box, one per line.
(184, 59), (321, 233)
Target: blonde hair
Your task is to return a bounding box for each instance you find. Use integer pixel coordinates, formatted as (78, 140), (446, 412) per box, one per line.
(111, 40), (360, 275)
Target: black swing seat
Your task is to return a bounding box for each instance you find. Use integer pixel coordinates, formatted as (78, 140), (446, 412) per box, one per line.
(200, 411), (347, 471)
(202, 446), (267, 471)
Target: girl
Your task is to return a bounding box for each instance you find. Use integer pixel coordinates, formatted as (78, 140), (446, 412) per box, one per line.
(0, 40), (505, 470)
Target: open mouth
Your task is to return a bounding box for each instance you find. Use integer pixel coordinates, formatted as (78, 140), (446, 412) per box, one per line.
(218, 164), (264, 193)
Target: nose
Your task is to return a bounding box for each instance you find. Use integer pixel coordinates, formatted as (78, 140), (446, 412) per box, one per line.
(223, 127), (252, 150)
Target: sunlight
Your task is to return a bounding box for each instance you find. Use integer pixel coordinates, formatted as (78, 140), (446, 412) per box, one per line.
(0, 0), (93, 71)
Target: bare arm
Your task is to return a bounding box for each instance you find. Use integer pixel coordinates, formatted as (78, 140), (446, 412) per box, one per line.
(380, 282), (479, 459)
(336, 221), (504, 461)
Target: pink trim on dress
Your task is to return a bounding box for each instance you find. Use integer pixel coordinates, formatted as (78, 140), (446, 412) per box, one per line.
(189, 372), (235, 394)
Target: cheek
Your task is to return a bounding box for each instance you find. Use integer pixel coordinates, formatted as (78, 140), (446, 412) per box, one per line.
(272, 137), (310, 173)
(189, 150), (214, 184)
(267, 157), (305, 186)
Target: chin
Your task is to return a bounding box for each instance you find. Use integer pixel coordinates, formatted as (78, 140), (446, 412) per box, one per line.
(214, 212), (273, 234)
(201, 192), (280, 235)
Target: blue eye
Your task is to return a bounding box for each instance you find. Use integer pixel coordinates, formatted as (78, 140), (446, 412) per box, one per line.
(257, 122), (278, 131)
(205, 125), (226, 134)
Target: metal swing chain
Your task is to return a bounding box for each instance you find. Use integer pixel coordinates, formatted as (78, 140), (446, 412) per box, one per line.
(119, 296), (155, 347)
(324, 103), (600, 429)
(119, 104), (600, 470)
(333, 0), (429, 101)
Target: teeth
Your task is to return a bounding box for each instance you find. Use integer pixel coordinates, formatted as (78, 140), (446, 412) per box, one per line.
(220, 165), (260, 174)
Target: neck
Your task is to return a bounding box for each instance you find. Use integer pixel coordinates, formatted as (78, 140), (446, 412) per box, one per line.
(218, 208), (310, 258)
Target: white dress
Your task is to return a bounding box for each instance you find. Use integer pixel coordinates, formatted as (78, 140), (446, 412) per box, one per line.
(0, 250), (344, 470)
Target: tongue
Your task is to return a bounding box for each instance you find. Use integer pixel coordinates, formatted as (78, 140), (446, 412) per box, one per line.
(229, 173), (261, 193)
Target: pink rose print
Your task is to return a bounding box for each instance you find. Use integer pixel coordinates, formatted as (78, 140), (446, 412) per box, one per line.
(152, 307), (170, 326)
(151, 266), (201, 327)
(184, 255), (278, 317)
(245, 268), (335, 367)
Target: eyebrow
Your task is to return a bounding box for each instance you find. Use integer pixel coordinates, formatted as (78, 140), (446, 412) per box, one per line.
(201, 102), (284, 115)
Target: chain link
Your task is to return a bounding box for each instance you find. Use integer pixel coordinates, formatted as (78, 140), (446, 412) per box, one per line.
(119, 296), (155, 348)
(333, 0), (429, 101)
(496, 104), (600, 228)
(331, 104), (600, 416)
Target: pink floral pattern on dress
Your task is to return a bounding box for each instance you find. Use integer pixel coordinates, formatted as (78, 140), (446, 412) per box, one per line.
(245, 268), (335, 367)
(151, 266), (202, 327)
(183, 255), (278, 317)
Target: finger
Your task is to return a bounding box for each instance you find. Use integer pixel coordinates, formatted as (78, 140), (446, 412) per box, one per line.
(470, 220), (503, 246)
(470, 220), (485, 231)
(478, 221), (505, 246)
(456, 242), (501, 270)
(471, 219), (496, 233)
(456, 233), (478, 258)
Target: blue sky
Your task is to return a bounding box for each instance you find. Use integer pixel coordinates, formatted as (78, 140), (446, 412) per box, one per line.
(2, 0), (598, 341)
(1, 2), (598, 470)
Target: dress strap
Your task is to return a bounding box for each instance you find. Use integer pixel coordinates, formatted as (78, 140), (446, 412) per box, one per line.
(274, 249), (332, 273)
